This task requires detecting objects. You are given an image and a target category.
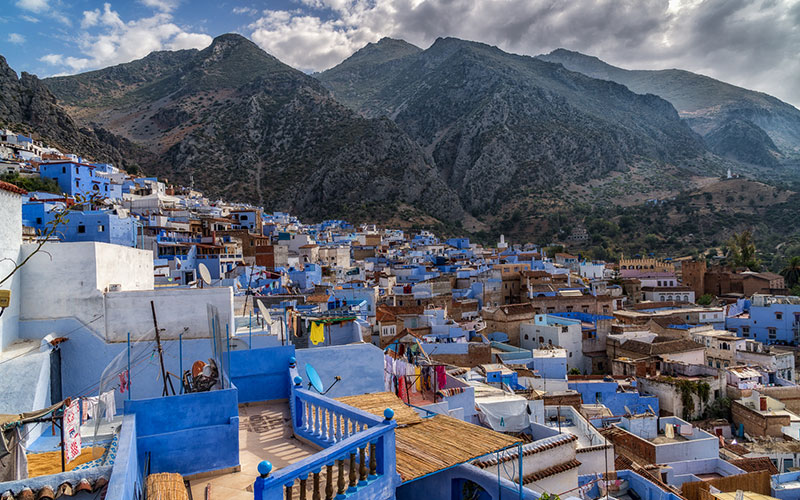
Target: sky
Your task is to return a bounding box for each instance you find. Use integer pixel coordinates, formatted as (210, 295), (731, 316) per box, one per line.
(2, 0), (799, 108)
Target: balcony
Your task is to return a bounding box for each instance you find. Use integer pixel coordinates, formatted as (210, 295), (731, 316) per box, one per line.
(253, 361), (398, 500)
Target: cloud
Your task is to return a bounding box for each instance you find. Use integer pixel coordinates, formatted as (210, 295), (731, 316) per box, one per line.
(15, 0), (48, 13)
(233, 6), (258, 15)
(16, 0), (70, 25)
(246, 0), (800, 107)
(39, 2), (211, 75)
(140, 0), (181, 13)
(20, 14), (39, 23)
(8, 33), (26, 44)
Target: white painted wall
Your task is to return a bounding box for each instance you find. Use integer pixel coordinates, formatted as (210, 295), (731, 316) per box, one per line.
(19, 242), (153, 328)
(521, 323), (585, 373)
(104, 287), (234, 341)
(19, 241), (233, 342)
(0, 189), (22, 350)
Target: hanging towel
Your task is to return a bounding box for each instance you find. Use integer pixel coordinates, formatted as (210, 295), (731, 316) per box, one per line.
(415, 367), (422, 392)
(435, 366), (447, 389)
(665, 423), (674, 439)
(310, 321), (325, 345)
(118, 370), (129, 393)
(99, 390), (116, 422)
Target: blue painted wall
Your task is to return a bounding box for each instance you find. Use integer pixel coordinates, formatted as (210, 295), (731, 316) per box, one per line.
(568, 380), (659, 416)
(229, 345), (295, 403)
(727, 302), (800, 344)
(123, 388), (239, 476)
(396, 463), (539, 500)
(105, 414), (143, 500)
(39, 162), (114, 198)
(773, 471), (800, 500)
(20, 318), (220, 410)
(294, 343), (385, 398)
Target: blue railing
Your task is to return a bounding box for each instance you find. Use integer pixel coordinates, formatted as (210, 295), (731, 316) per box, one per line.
(253, 359), (399, 499)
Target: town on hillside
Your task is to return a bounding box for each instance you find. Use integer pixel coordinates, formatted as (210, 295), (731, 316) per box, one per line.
(3, 130), (800, 500)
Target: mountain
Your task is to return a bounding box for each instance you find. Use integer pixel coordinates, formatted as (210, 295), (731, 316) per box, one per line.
(42, 34), (463, 222)
(537, 49), (800, 166)
(318, 37), (710, 214)
(0, 55), (146, 172)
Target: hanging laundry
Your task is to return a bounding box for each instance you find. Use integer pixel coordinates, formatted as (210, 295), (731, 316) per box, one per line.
(415, 367), (422, 392)
(99, 390), (116, 422)
(310, 321), (325, 345)
(82, 396), (99, 423)
(398, 376), (407, 401)
(665, 423), (674, 439)
(435, 365), (447, 389)
(118, 370), (129, 393)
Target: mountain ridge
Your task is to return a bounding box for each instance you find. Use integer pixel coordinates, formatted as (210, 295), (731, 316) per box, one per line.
(538, 48), (800, 165)
(318, 36), (712, 214)
(39, 33), (465, 223)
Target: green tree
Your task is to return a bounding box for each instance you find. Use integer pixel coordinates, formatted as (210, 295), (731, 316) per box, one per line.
(697, 294), (713, 306)
(781, 256), (800, 288)
(727, 230), (761, 270)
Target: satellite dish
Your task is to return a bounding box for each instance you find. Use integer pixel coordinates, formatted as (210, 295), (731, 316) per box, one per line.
(198, 263), (211, 285)
(306, 363), (324, 393)
(624, 405), (632, 416)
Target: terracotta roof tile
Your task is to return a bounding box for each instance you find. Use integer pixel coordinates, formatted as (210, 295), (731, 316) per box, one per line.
(521, 459), (581, 484)
(473, 433), (578, 468)
(728, 456), (779, 474)
(0, 180), (27, 195)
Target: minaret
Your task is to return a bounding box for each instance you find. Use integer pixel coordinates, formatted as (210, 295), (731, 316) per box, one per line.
(498, 234), (508, 250)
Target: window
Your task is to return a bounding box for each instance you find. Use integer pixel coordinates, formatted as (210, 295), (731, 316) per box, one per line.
(61, 166), (66, 173)
(582, 306), (589, 313)
(547, 307), (555, 314)
(539, 336), (544, 344)
(104, 185), (108, 191)
(240, 215), (248, 220)
(97, 224), (105, 232)
(708, 360), (713, 367)
(569, 352), (572, 357)
(36, 217), (42, 225)
(657, 281), (662, 287)
(75, 167), (79, 174)
(595, 392), (603, 403)
(77, 225), (86, 233)
(660, 297), (666, 302)
(776, 312), (783, 320)
(566, 306), (573, 312)
(524, 334), (529, 340)
(768, 328), (777, 340)
(785, 459), (794, 471)
(75, 180), (79, 188)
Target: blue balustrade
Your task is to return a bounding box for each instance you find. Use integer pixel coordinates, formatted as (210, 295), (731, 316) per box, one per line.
(253, 360), (400, 500)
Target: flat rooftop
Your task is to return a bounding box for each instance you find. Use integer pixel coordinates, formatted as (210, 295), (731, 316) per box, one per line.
(188, 401), (317, 500)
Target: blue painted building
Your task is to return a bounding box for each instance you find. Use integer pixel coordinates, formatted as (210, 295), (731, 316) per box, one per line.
(287, 264), (322, 291)
(568, 378), (659, 417)
(38, 161), (121, 199)
(23, 202), (139, 247)
(726, 295), (800, 344)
